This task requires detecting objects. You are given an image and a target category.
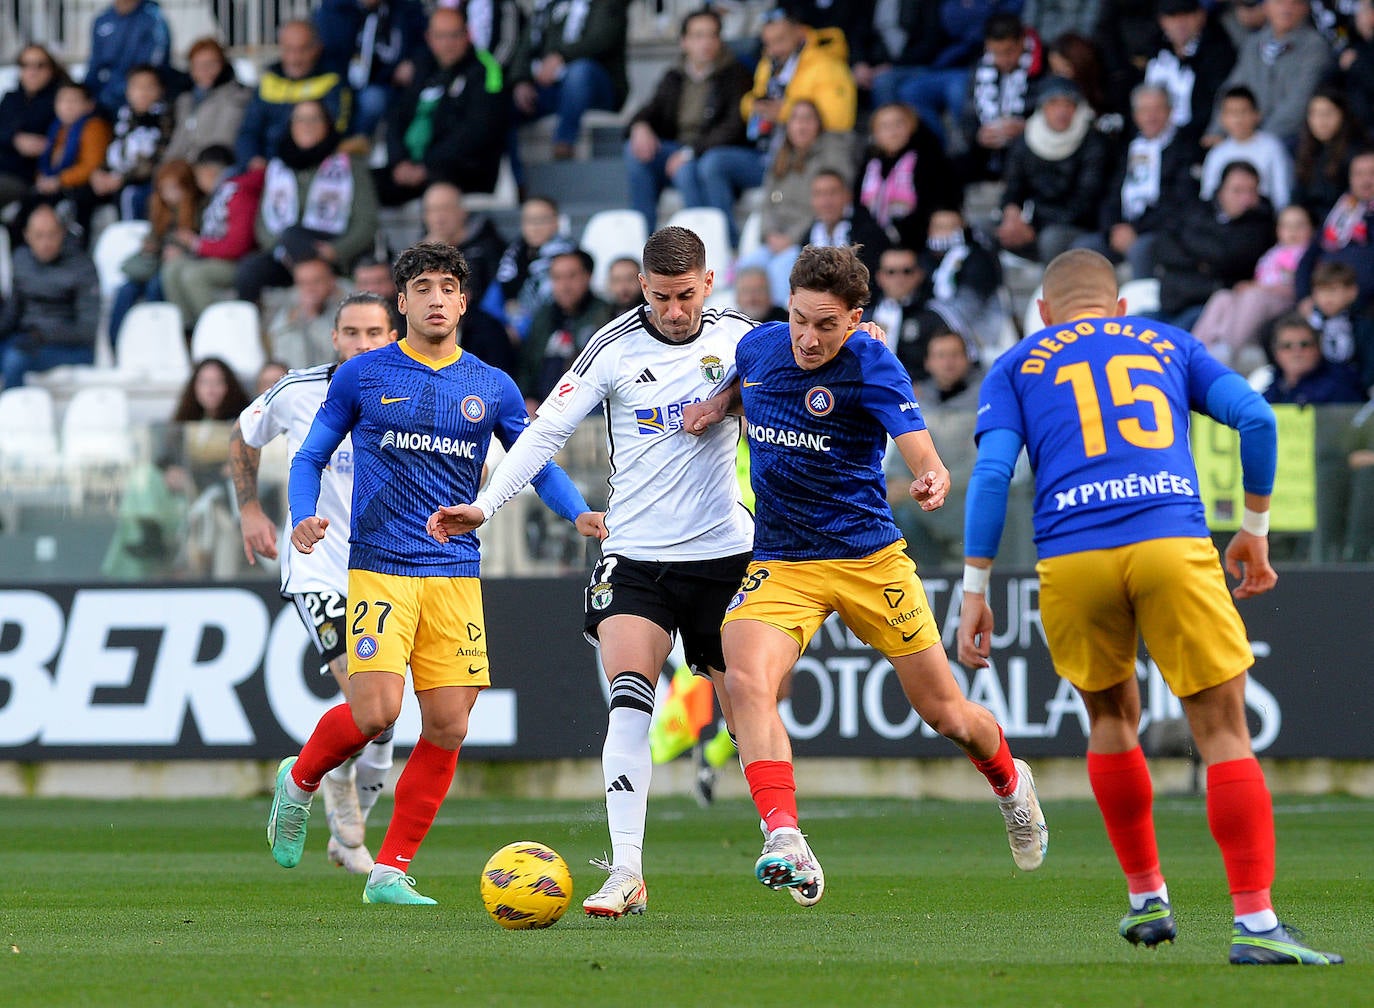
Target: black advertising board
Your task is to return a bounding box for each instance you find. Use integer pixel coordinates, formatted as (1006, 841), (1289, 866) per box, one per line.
(1, 569), (1370, 759)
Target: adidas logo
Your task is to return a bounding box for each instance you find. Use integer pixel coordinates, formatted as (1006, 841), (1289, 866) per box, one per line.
(633, 368), (657, 384)
(607, 774), (635, 793)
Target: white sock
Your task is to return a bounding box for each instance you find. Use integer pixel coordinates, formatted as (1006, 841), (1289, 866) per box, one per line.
(1236, 908), (1279, 932)
(1128, 884), (1169, 911)
(356, 734), (394, 820)
(284, 775), (314, 804)
(603, 673), (654, 877)
(368, 863), (402, 885)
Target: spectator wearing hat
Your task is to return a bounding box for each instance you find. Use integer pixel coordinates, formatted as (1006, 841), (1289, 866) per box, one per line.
(1206, 0), (1332, 150)
(996, 76), (1110, 263)
(1076, 82), (1200, 281)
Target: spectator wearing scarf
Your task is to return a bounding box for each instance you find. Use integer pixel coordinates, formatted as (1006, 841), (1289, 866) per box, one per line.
(235, 100), (378, 305)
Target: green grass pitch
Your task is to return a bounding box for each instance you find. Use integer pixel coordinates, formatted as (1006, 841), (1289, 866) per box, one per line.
(4, 792), (1369, 1007)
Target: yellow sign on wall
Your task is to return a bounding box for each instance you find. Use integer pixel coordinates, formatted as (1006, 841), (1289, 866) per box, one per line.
(1191, 405), (1316, 531)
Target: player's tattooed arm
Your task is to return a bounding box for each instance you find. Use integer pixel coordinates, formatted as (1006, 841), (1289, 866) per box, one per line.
(229, 420), (278, 563)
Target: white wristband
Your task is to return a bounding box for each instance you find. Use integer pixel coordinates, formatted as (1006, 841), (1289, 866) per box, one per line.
(1240, 508), (1270, 536)
(963, 563), (991, 595)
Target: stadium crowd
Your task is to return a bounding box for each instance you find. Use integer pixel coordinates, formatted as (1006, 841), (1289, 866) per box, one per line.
(2, 0), (1373, 576)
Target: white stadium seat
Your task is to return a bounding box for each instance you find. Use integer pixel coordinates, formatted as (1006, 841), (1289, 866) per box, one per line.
(0, 386), (60, 473)
(92, 219), (151, 298)
(116, 302), (191, 384)
(191, 300), (265, 385)
(580, 209), (648, 295)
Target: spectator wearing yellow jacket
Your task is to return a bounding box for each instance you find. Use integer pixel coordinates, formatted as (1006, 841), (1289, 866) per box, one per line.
(741, 9), (856, 155)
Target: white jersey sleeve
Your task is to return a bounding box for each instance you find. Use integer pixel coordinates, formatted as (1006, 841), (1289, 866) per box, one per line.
(472, 307), (639, 518)
(237, 365), (353, 596)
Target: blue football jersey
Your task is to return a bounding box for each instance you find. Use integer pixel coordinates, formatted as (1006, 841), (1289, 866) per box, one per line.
(975, 315), (1233, 557)
(738, 322), (927, 561)
(290, 341), (532, 577)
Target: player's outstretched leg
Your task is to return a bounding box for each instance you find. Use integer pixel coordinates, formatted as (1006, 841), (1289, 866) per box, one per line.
(321, 759), (365, 848)
(266, 756), (313, 868)
(996, 758), (1049, 871)
(583, 858), (648, 918)
(755, 827), (824, 905)
(1120, 896), (1177, 948)
(1229, 922), (1344, 965)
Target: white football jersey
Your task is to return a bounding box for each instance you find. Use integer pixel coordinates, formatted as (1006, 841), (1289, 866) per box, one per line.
(238, 364), (353, 595)
(475, 305), (757, 561)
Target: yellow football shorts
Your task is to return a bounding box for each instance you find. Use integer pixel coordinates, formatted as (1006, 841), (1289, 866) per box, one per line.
(1035, 536), (1252, 697)
(346, 570), (490, 690)
(721, 539), (941, 657)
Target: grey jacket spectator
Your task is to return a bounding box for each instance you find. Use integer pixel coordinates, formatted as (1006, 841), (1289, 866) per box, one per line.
(1023, 0), (1104, 46)
(1208, 6), (1332, 147)
(759, 129), (855, 248)
(0, 209), (100, 388)
(162, 39), (251, 164)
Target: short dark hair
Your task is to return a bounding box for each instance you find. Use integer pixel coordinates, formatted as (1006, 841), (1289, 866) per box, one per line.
(985, 12), (1024, 42)
(551, 248), (595, 276)
(195, 144), (235, 168)
(642, 225), (707, 276)
(57, 80), (93, 101)
(1218, 159), (1261, 186)
(334, 290), (394, 330)
(789, 245), (871, 310)
(681, 6), (722, 36)
(1220, 84), (1259, 110)
(1313, 259), (1358, 288)
(393, 241), (471, 292)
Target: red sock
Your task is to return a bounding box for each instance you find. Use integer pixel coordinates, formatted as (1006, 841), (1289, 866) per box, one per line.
(744, 759), (798, 832)
(1088, 747), (1165, 894)
(1206, 757), (1275, 916)
(292, 703), (374, 791)
(968, 726), (1018, 796)
(376, 738), (459, 872)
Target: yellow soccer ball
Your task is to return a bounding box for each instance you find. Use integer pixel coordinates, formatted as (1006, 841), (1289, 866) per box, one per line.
(479, 841), (573, 929)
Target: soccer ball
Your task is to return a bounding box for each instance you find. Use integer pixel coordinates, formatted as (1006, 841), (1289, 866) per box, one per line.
(479, 841), (573, 929)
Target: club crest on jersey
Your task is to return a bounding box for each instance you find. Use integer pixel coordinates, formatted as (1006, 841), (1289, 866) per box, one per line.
(804, 386), (835, 416)
(590, 582), (614, 610)
(354, 634), (378, 660)
(725, 590), (747, 612)
(461, 395), (486, 422)
(699, 354), (725, 384)
(319, 621), (338, 650)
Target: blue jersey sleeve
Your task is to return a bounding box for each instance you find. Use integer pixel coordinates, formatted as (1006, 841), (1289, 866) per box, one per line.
(855, 337), (927, 435)
(288, 362), (358, 526)
(490, 370), (589, 523)
(1204, 371), (1278, 496)
(964, 427), (1024, 559)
